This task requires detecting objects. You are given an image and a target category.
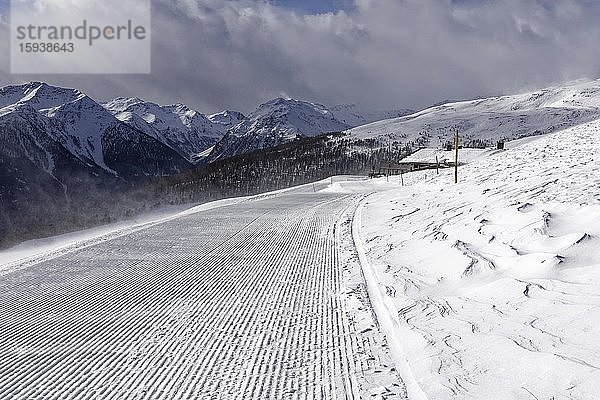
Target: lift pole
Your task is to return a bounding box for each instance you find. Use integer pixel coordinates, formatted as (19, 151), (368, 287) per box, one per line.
(454, 130), (459, 184)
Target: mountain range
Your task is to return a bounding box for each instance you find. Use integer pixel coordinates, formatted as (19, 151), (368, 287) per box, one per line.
(0, 82), (191, 219)
(3, 79), (600, 190)
(103, 98), (242, 164)
(4, 79), (600, 247)
(206, 99), (415, 162)
(0, 81), (413, 246)
(0, 81), (414, 188)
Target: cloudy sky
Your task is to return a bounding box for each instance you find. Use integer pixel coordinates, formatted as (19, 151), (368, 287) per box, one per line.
(1, 0), (600, 114)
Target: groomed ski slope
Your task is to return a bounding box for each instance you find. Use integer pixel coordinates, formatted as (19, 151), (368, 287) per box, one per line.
(2, 117), (599, 399)
(0, 190), (405, 399)
(356, 119), (600, 399)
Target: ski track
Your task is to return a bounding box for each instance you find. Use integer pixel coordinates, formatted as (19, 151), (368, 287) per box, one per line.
(0, 193), (404, 399)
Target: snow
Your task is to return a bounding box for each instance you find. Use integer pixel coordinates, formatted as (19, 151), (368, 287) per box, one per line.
(10, 82), (84, 111)
(2, 114), (599, 398)
(192, 145), (214, 163)
(355, 119), (600, 399)
(0, 185), (406, 399)
(402, 147), (496, 164)
(207, 110), (246, 128)
(209, 100), (420, 161)
(104, 98), (224, 139)
(45, 95), (119, 173)
(0, 177), (339, 274)
(104, 97), (225, 162)
(208, 98), (351, 160)
(330, 104), (414, 127)
(3, 80), (600, 399)
(346, 79), (600, 148)
(229, 97), (350, 139)
(352, 201), (429, 400)
(0, 206), (190, 276)
(0, 82), (150, 175)
(113, 110), (161, 141)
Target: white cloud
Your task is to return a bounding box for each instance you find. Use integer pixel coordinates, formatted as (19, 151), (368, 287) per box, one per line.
(2, 0), (600, 113)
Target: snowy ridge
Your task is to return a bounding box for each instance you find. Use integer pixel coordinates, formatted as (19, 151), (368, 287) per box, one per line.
(352, 199), (429, 400)
(347, 79), (600, 147)
(207, 110), (246, 128)
(0, 82), (190, 180)
(104, 97), (225, 163)
(208, 98), (350, 160)
(1, 81), (84, 111)
(330, 104), (414, 127)
(2, 81), (427, 166)
(0, 82), (117, 173)
(46, 95), (120, 173)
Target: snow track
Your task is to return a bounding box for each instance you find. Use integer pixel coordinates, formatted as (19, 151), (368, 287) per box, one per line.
(0, 192), (403, 399)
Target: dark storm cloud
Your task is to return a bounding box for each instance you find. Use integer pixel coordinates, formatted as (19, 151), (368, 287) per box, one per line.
(2, 0), (600, 113)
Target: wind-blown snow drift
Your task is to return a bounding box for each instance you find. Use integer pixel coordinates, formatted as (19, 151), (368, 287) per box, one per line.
(358, 119), (600, 399)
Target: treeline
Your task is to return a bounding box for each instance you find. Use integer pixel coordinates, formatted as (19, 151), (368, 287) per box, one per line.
(146, 133), (413, 204)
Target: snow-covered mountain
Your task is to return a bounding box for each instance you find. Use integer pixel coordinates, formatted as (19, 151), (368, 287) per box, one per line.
(329, 104), (414, 127)
(208, 110), (246, 129)
(0, 82), (191, 184)
(0, 82), (197, 247)
(208, 98), (351, 161)
(346, 79), (600, 148)
(0, 99), (96, 201)
(103, 98), (229, 163)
